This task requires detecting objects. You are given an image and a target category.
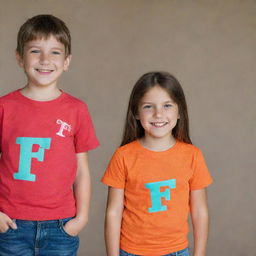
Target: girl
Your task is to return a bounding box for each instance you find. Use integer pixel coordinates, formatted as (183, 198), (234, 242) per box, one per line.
(102, 72), (212, 256)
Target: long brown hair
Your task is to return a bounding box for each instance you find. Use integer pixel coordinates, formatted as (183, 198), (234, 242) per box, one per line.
(121, 71), (192, 146)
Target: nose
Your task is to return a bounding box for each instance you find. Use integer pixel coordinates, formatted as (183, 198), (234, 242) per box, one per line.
(39, 53), (50, 65)
(154, 107), (163, 118)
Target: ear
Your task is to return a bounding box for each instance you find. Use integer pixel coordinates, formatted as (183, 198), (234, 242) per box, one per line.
(15, 51), (24, 68)
(63, 54), (72, 71)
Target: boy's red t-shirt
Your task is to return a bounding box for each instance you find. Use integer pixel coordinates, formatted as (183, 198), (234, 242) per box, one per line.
(0, 90), (99, 220)
(102, 140), (212, 255)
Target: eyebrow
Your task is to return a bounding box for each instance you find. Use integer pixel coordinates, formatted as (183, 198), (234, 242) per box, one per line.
(141, 100), (175, 104)
(26, 46), (64, 51)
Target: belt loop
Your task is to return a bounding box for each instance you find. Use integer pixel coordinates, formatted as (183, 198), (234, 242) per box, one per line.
(58, 219), (62, 227)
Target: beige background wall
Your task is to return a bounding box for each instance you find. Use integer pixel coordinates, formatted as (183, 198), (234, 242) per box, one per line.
(0, 0), (255, 255)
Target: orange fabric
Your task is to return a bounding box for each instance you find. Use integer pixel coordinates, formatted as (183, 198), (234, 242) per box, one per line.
(102, 140), (212, 255)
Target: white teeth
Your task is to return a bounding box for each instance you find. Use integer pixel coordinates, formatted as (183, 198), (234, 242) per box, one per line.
(36, 69), (53, 72)
(151, 122), (167, 127)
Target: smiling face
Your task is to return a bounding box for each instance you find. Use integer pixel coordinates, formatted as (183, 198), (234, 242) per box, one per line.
(16, 35), (71, 88)
(136, 85), (180, 144)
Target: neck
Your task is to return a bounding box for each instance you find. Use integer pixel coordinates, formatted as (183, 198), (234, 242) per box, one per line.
(140, 135), (176, 152)
(20, 84), (62, 101)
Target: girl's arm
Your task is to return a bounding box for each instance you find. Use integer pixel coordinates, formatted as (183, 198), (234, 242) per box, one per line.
(105, 187), (124, 256)
(64, 152), (91, 236)
(190, 188), (209, 256)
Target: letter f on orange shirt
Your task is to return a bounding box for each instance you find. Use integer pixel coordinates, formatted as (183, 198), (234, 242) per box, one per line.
(145, 179), (176, 213)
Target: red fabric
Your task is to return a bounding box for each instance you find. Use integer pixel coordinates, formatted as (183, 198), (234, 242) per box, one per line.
(0, 90), (99, 220)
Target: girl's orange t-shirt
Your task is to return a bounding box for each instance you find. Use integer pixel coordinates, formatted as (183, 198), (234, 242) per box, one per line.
(102, 140), (212, 255)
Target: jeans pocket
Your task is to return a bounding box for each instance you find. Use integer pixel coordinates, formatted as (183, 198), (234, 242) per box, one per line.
(119, 249), (139, 256)
(0, 227), (11, 235)
(59, 218), (78, 239)
(0, 219), (16, 236)
(177, 248), (189, 256)
(120, 250), (127, 256)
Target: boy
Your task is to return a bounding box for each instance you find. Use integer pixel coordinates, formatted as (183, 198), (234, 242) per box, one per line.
(0, 15), (99, 255)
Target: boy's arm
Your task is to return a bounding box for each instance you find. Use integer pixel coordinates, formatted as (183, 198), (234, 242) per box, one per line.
(190, 188), (209, 256)
(105, 187), (124, 256)
(64, 152), (91, 236)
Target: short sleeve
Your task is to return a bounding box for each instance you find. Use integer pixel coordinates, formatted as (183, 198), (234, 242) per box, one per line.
(74, 103), (99, 153)
(101, 150), (126, 189)
(189, 148), (213, 190)
(0, 105), (3, 153)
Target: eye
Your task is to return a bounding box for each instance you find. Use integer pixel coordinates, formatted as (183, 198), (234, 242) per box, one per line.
(143, 105), (152, 109)
(52, 51), (61, 55)
(164, 104), (173, 108)
(30, 49), (40, 54)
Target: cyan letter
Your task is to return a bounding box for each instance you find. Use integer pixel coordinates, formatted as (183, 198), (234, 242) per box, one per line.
(145, 179), (176, 213)
(14, 137), (51, 181)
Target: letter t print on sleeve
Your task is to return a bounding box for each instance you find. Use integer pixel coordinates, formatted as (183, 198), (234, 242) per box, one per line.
(145, 179), (176, 213)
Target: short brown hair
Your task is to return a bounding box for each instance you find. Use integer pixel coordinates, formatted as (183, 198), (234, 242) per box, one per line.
(16, 14), (71, 57)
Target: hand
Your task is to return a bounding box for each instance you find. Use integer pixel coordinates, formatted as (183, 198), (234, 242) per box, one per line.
(0, 212), (17, 233)
(63, 216), (87, 237)
(194, 253), (206, 256)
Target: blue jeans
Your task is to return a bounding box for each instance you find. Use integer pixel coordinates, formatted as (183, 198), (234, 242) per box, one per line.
(120, 247), (189, 256)
(0, 217), (79, 256)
